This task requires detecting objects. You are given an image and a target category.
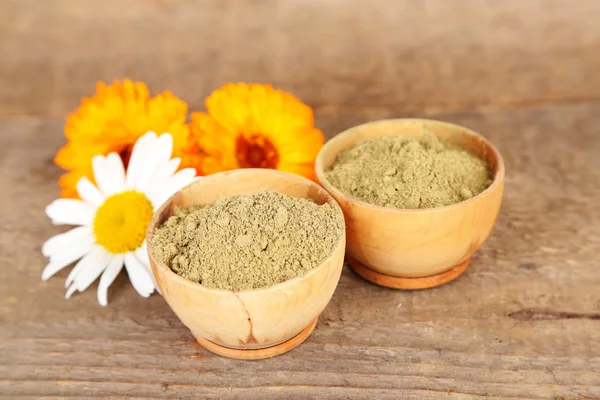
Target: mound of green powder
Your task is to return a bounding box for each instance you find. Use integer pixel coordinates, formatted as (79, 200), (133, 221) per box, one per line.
(325, 130), (493, 209)
(150, 190), (344, 290)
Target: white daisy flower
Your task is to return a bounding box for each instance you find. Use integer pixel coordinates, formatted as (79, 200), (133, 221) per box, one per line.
(42, 131), (197, 306)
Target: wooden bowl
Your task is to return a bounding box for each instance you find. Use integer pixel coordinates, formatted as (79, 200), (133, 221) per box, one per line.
(146, 169), (346, 359)
(315, 119), (505, 289)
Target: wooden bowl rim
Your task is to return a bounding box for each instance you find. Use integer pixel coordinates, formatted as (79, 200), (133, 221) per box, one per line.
(315, 118), (506, 214)
(146, 168), (346, 296)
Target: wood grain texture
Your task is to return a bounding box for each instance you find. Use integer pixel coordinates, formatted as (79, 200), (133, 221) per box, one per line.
(2, 0), (600, 118)
(1, 0), (600, 399)
(348, 256), (470, 290)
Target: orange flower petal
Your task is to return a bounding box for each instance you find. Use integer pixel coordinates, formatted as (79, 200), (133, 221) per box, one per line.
(191, 112), (237, 158)
(277, 162), (317, 181)
(57, 79), (200, 197)
(191, 83), (323, 180)
(58, 170), (89, 198)
(55, 142), (113, 170)
(205, 83), (254, 134)
(275, 128), (324, 165)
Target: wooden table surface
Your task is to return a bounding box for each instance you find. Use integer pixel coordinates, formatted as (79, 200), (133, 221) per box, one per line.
(2, 1), (600, 399)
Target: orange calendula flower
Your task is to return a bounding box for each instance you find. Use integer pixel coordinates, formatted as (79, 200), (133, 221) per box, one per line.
(55, 79), (202, 198)
(189, 83), (324, 180)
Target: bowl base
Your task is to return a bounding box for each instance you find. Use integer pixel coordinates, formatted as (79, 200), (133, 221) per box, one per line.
(194, 318), (318, 360)
(348, 257), (470, 289)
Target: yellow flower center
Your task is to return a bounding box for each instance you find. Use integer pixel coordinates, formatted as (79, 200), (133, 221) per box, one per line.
(93, 191), (154, 254)
(236, 134), (279, 169)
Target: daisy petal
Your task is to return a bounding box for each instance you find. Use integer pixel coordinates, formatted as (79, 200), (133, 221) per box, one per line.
(168, 168), (197, 190)
(92, 156), (109, 194)
(125, 252), (155, 298)
(97, 254), (124, 306)
(135, 242), (160, 293)
(106, 153), (126, 194)
(164, 167), (197, 193)
(146, 191), (168, 210)
(148, 168), (196, 209)
(46, 199), (95, 226)
(126, 132), (156, 189)
(48, 234), (94, 264)
(135, 242), (150, 266)
(147, 158), (181, 191)
(42, 260), (75, 282)
(65, 283), (77, 299)
(76, 177), (105, 207)
(135, 134), (173, 192)
(92, 154), (125, 196)
(41, 235), (94, 281)
(65, 245), (103, 288)
(42, 226), (92, 257)
(75, 248), (112, 292)
(154, 133), (174, 168)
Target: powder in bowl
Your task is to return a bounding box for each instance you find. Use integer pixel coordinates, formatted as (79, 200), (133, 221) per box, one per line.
(324, 129), (493, 209)
(150, 190), (344, 290)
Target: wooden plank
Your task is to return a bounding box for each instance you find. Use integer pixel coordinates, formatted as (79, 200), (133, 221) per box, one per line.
(1, 99), (600, 398)
(1, 0), (600, 118)
(2, 0), (600, 398)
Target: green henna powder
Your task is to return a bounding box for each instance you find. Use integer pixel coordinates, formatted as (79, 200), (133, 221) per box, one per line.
(150, 190), (344, 290)
(325, 129), (493, 209)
